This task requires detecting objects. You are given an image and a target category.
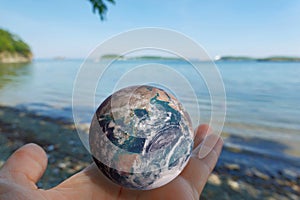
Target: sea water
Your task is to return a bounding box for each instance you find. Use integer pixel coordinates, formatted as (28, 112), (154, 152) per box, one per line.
(0, 59), (299, 163)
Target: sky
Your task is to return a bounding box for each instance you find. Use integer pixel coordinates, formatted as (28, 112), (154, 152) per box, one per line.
(1, 0), (300, 59)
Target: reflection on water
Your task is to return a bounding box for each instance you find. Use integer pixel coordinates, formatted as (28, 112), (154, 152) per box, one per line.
(0, 62), (32, 89)
(0, 60), (80, 107)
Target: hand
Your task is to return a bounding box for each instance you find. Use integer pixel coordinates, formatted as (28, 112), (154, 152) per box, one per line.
(0, 124), (223, 200)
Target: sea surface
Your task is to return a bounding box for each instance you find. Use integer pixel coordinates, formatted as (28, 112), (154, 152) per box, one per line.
(0, 59), (299, 164)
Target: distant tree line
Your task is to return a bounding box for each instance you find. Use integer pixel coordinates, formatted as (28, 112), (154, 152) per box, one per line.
(0, 29), (31, 57)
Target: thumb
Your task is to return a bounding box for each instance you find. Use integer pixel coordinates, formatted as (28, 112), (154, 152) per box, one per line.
(0, 143), (48, 189)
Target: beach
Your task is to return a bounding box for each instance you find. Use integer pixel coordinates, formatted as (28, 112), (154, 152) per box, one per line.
(0, 105), (298, 200)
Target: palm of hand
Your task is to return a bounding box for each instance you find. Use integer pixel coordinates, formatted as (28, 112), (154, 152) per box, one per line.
(0, 125), (223, 200)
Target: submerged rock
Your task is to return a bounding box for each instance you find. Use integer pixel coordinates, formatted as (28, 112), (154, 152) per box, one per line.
(208, 173), (222, 185)
(225, 163), (240, 171)
(252, 169), (270, 180)
(227, 179), (240, 190)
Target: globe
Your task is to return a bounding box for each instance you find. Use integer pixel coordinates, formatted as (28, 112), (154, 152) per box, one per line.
(89, 85), (194, 190)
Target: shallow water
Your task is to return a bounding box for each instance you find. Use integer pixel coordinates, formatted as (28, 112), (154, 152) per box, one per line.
(0, 59), (299, 162)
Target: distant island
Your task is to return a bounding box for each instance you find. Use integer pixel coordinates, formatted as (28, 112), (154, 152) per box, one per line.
(216, 56), (300, 62)
(130, 56), (182, 60)
(100, 54), (182, 60)
(0, 29), (32, 63)
(100, 54), (300, 62)
(101, 54), (125, 59)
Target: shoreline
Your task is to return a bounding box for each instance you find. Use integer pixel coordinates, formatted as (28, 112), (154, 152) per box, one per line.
(0, 105), (299, 199)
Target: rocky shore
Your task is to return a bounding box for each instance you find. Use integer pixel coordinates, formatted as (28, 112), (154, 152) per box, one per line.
(0, 105), (299, 199)
(0, 52), (32, 63)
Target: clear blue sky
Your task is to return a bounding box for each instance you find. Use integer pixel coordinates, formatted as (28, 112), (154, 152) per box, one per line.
(1, 0), (299, 59)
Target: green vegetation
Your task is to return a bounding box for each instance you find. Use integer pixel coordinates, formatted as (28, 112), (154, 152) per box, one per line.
(217, 56), (300, 62)
(100, 54), (183, 60)
(101, 54), (124, 59)
(0, 29), (31, 57)
(256, 56), (300, 62)
(218, 56), (255, 61)
(131, 56), (182, 60)
(89, 0), (115, 20)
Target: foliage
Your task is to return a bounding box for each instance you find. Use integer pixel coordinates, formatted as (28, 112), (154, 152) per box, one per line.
(0, 29), (31, 57)
(101, 54), (123, 59)
(256, 56), (300, 62)
(88, 0), (115, 20)
(218, 56), (300, 62)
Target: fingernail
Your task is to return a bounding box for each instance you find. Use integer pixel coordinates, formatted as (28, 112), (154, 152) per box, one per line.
(191, 136), (209, 159)
(198, 134), (219, 159)
(198, 143), (211, 159)
(191, 142), (201, 158)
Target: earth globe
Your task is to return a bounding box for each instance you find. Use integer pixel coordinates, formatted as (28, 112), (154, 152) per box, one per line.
(89, 85), (194, 190)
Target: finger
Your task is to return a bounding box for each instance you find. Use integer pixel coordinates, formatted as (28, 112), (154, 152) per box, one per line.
(198, 130), (221, 159)
(181, 136), (223, 195)
(197, 137), (223, 193)
(0, 143), (48, 189)
(193, 124), (211, 148)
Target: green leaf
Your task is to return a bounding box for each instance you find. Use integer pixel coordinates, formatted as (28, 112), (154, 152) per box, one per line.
(88, 0), (115, 20)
